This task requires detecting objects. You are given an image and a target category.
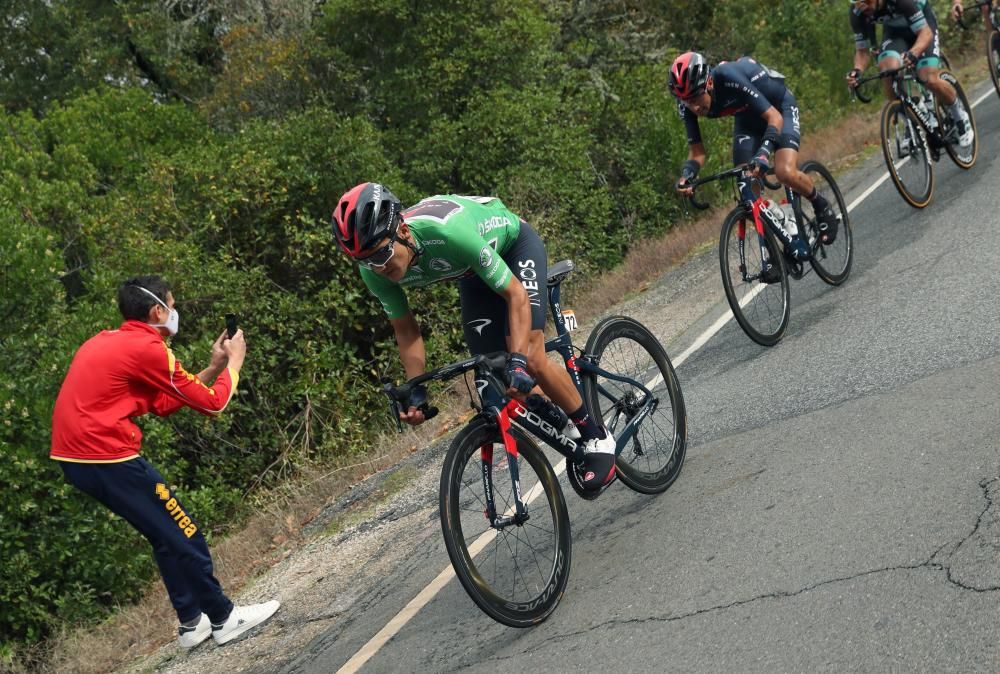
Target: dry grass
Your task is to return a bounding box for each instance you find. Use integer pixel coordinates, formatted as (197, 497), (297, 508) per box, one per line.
(19, 46), (990, 674)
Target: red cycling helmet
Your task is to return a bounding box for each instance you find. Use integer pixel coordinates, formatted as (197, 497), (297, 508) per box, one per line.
(332, 182), (402, 257)
(669, 52), (711, 100)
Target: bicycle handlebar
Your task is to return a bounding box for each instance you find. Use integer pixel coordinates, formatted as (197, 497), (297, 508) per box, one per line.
(683, 164), (761, 210)
(382, 351), (510, 431)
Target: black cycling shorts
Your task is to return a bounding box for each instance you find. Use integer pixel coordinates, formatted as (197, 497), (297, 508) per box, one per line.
(878, 30), (943, 69)
(731, 89), (801, 165)
(459, 220), (547, 356)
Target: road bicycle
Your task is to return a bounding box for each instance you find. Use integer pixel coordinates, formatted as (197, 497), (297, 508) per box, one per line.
(956, 0), (1000, 99)
(686, 162), (853, 346)
(382, 259), (686, 627)
(853, 64), (978, 208)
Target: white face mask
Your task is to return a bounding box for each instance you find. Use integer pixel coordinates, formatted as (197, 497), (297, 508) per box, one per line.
(137, 287), (180, 336)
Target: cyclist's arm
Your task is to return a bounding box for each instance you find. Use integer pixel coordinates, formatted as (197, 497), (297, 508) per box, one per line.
(390, 312), (425, 380)
(686, 142), (707, 166)
(853, 48), (872, 73)
(908, 25), (935, 60)
(760, 106), (783, 130)
(497, 273), (532, 357)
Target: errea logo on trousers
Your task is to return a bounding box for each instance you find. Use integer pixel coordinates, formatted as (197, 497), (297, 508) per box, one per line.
(155, 483), (198, 538)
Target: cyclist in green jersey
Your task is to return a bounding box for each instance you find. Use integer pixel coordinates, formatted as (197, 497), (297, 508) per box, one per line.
(332, 182), (617, 490)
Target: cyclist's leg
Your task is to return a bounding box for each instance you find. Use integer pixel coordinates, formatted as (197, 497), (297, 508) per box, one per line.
(458, 224), (585, 427)
(769, 93), (838, 245)
(502, 222), (613, 486)
(878, 36), (910, 99)
(916, 25), (956, 105)
(731, 115), (760, 202)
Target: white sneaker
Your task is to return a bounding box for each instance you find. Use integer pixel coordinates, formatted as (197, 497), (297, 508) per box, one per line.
(212, 600), (280, 645)
(178, 613), (211, 649)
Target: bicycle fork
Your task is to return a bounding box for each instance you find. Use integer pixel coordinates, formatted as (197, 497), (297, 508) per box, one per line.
(479, 403), (530, 530)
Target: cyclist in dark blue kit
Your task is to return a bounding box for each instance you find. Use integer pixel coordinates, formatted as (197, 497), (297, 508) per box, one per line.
(845, 0), (974, 148)
(671, 52), (839, 263)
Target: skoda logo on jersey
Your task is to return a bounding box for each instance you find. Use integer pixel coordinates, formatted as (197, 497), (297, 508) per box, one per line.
(479, 246), (494, 268)
(429, 258), (452, 272)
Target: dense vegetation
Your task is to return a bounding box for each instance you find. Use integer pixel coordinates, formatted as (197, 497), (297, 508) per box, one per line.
(0, 0), (976, 654)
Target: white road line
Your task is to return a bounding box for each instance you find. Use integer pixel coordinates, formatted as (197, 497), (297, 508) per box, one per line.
(337, 83), (996, 674)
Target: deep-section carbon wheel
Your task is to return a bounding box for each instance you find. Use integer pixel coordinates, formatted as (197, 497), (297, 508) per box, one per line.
(582, 316), (687, 494)
(439, 416), (570, 627)
(799, 160), (852, 286)
(719, 206), (790, 346)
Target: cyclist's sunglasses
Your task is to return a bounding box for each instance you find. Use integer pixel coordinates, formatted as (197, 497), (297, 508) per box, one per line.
(357, 231), (399, 269)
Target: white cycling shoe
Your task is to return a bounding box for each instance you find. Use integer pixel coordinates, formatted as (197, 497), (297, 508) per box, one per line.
(953, 109), (974, 149)
(212, 600), (281, 645)
(580, 429), (617, 491)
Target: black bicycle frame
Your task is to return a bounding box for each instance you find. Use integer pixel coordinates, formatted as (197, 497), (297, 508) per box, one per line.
(471, 274), (657, 528)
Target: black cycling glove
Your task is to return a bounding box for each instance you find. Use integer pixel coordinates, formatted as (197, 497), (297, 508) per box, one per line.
(506, 352), (535, 394)
(750, 126), (779, 173)
(407, 383), (428, 411)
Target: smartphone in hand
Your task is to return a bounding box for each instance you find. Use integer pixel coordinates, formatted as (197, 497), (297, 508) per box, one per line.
(225, 313), (238, 339)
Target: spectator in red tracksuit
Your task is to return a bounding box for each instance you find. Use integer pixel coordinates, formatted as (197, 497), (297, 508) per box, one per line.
(51, 275), (279, 648)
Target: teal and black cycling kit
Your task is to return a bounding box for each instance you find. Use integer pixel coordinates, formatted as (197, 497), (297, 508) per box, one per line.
(678, 56), (801, 166)
(360, 194), (548, 355)
(850, 0), (942, 69)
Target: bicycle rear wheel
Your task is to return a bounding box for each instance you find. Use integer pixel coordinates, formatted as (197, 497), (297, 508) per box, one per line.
(934, 71), (978, 169)
(719, 206), (790, 346)
(439, 416), (571, 627)
(581, 316), (687, 494)
(989, 31), (1000, 100)
(800, 160), (852, 286)
(880, 99), (933, 208)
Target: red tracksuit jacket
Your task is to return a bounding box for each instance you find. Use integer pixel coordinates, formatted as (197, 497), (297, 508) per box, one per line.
(50, 320), (239, 463)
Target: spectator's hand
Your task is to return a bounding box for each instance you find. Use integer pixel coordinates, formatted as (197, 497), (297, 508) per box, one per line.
(209, 331), (229, 369)
(223, 329), (247, 371)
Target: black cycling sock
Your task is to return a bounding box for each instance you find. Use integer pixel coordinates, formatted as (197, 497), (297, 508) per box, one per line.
(806, 188), (828, 210)
(569, 405), (605, 441)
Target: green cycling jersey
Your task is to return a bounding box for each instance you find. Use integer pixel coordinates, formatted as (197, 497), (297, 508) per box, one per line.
(360, 195), (522, 319)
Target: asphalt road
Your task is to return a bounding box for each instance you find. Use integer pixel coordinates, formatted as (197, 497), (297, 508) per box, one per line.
(278, 83), (1000, 673)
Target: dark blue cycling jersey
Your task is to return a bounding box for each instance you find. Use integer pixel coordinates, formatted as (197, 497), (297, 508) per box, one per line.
(678, 56), (790, 146)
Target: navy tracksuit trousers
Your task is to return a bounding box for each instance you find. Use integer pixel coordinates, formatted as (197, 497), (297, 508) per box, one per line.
(60, 457), (234, 624)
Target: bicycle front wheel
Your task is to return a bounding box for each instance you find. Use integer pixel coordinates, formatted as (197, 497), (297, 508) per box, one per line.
(800, 160), (853, 286)
(988, 31), (1000, 100)
(719, 206), (790, 346)
(881, 99), (933, 208)
(439, 416), (571, 627)
(935, 71), (978, 169)
(582, 316), (687, 494)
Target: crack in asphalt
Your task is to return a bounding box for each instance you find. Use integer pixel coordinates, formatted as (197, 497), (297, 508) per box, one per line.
(463, 474), (1000, 667)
